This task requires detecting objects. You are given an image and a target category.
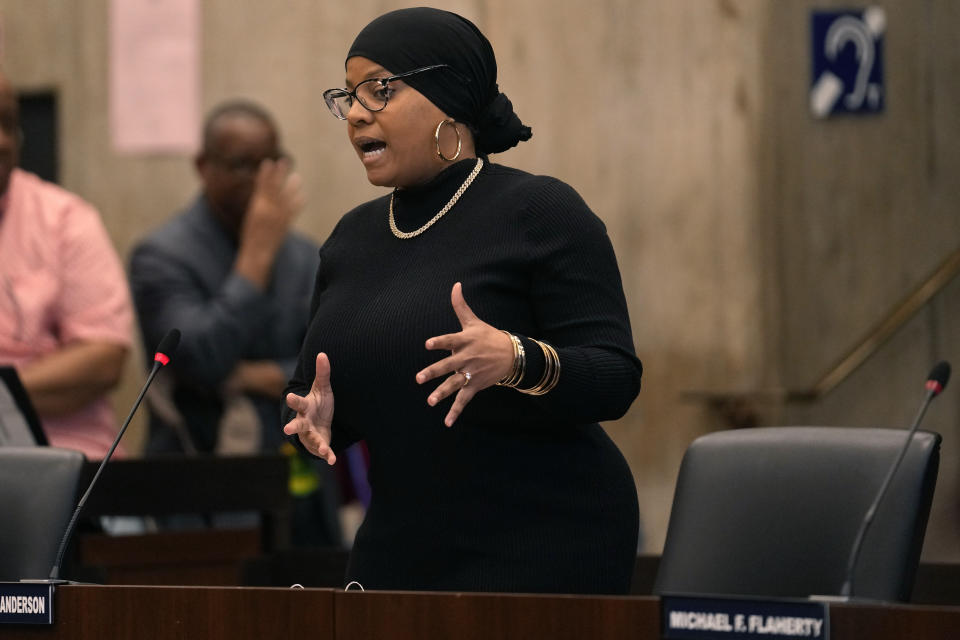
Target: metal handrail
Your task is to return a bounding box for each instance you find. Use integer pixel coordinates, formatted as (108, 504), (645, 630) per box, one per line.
(808, 246), (960, 399)
(684, 246), (960, 414)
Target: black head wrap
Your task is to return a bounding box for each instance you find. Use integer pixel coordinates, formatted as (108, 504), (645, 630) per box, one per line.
(346, 7), (532, 154)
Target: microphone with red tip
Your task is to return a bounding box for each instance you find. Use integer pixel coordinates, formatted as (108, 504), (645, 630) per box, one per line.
(839, 360), (951, 598)
(45, 329), (181, 582)
(924, 361), (951, 397)
(153, 330), (179, 367)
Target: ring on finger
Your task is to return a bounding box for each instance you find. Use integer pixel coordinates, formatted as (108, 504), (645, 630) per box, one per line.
(457, 370), (472, 388)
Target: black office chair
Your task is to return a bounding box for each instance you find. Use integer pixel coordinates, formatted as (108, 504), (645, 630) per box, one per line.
(654, 427), (940, 602)
(0, 446), (84, 581)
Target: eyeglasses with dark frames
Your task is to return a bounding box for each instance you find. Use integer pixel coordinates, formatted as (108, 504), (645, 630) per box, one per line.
(207, 151), (292, 175)
(322, 64), (469, 120)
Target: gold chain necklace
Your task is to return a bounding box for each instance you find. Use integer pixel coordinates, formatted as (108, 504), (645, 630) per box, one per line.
(388, 158), (484, 239)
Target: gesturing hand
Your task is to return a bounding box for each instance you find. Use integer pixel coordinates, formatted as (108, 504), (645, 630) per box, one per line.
(283, 352), (336, 464)
(415, 282), (515, 427)
(236, 157), (305, 289)
(245, 157), (305, 244)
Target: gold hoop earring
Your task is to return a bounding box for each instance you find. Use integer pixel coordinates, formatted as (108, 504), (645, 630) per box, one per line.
(434, 118), (462, 162)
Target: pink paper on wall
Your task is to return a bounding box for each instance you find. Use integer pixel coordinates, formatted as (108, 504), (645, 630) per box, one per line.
(110, 0), (200, 154)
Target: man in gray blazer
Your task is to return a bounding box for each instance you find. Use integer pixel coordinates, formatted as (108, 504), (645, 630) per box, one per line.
(130, 101), (340, 544)
(131, 99), (319, 454)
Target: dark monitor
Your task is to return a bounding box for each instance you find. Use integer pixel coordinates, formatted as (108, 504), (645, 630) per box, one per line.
(17, 90), (59, 185)
(0, 366), (48, 446)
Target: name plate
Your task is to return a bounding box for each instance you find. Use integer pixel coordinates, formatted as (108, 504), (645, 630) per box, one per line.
(661, 595), (828, 640)
(0, 582), (54, 625)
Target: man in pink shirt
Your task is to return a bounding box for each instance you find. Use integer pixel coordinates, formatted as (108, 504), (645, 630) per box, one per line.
(0, 70), (133, 459)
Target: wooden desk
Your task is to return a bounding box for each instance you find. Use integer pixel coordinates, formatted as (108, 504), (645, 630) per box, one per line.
(5, 585), (960, 640)
(334, 590), (661, 640)
(4, 585), (333, 639)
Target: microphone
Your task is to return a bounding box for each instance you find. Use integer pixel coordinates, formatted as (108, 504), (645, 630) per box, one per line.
(838, 360), (951, 598)
(43, 329), (181, 582)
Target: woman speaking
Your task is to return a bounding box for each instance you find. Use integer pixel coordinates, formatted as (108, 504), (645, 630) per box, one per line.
(284, 7), (642, 594)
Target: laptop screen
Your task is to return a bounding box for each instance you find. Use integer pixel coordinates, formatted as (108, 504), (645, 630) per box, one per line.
(0, 366), (48, 446)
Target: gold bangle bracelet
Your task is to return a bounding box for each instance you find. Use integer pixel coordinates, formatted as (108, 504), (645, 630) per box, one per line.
(506, 333), (525, 386)
(517, 338), (552, 395)
(496, 331), (518, 386)
(496, 330), (526, 388)
(540, 341), (561, 394)
(517, 338), (561, 396)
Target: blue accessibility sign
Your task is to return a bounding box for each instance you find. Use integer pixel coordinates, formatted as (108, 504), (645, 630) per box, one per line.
(810, 7), (885, 118)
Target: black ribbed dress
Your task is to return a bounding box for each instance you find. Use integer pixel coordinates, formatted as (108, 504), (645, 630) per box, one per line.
(283, 159), (642, 594)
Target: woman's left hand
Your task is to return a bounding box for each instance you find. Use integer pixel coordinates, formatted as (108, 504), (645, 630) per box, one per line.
(416, 282), (515, 427)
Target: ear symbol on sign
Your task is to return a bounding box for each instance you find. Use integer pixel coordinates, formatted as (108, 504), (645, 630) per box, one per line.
(824, 16), (875, 111)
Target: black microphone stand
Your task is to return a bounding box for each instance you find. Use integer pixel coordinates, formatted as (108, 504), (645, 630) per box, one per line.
(37, 329), (180, 584)
(838, 361), (950, 599)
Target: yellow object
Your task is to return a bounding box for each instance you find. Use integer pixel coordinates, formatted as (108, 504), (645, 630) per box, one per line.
(282, 441), (320, 496)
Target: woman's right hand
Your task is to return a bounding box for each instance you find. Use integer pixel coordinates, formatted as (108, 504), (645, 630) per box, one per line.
(283, 352), (336, 464)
